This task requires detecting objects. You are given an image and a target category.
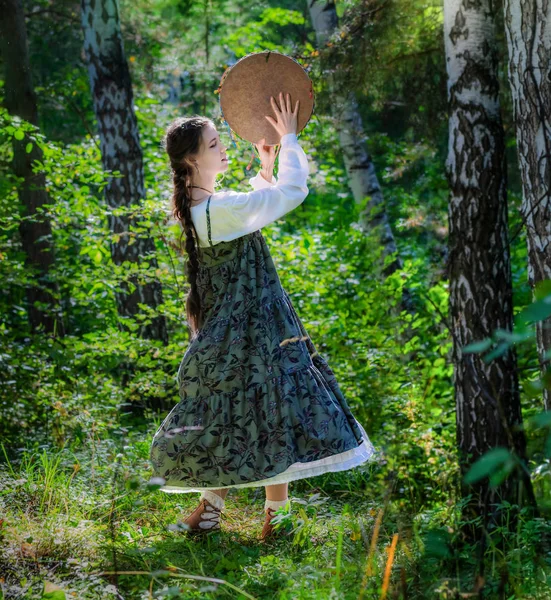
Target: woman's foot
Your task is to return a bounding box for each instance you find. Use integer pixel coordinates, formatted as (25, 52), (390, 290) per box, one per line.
(181, 498), (222, 534)
(260, 507), (281, 541)
(260, 499), (291, 542)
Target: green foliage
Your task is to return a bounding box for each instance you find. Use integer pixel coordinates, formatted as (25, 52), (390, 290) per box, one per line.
(463, 448), (518, 488)
(1, 1), (550, 597)
(269, 494), (326, 547)
(225, 8), (306, 55)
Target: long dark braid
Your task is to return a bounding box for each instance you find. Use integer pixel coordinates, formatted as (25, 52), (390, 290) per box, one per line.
(162, 116), (213, 339)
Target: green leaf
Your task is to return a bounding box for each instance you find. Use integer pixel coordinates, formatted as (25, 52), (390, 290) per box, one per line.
(26, 142), (33, 153)
(516, 298), (551, 325)
(489, 457), (516, 487)
(14, 129), (25, 141)
(41, 581), (66, 599)
(534, 279), (551, 301)
(522, 379), (544, 398)
(463, 448), (512, 485)
(462, 338), (492, 354)
(483, 342), (510, 362)
(527, 410), (551, 429)
(493, 328), (533, 344)
(42, 592), (66, 600)
(421, 529), (452, 559)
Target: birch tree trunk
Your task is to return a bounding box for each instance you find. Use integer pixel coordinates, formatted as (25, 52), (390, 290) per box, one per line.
(503, 0), (551, 410)
(0, 0), (65, 336)
(80, 0), (167, 345)
(444, 0), (535, 541)
(306, 0), (409, 303)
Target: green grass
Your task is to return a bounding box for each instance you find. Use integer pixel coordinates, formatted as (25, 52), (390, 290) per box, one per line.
(1, 432), (550, 600)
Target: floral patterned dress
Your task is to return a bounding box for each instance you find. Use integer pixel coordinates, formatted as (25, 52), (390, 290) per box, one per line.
(149, 195), (378, 493)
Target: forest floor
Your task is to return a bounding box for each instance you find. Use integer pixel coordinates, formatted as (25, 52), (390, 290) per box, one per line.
(1, 428), (550, 599)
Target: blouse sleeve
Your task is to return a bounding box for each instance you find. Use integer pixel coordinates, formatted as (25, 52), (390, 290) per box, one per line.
(220, 132), (309, 234)
(248, 170), (278, 189)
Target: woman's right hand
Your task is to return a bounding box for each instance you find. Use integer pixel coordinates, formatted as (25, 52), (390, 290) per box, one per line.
(264, 92), (299, 139)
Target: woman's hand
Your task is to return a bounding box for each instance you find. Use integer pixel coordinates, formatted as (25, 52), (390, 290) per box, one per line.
(254, 138), (280, 170)
(265, 92), (299, 138)
(254, 92), (299, 170)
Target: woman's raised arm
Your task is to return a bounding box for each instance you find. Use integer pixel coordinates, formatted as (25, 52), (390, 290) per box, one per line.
(215, 132), (309, 237)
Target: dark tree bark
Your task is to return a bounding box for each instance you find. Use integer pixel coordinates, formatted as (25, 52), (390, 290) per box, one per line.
(443, 0), (536, 545)
(0, 0), (65, 336)
(503, 0), (551, 410)
(80, 0), (168, 345)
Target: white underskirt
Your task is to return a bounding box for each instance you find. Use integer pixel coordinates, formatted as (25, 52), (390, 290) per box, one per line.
(157, 420), (379, 494)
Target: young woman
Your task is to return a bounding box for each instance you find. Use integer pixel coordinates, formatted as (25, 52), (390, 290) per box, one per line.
(150, 92), (377, 541)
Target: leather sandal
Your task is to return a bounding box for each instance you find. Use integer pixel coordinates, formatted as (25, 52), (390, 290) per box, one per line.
(181, 498), (222, 534)
(260, 507), (287, 542)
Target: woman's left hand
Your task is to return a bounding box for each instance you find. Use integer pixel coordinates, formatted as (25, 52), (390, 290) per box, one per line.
(254, 137), (280, 168)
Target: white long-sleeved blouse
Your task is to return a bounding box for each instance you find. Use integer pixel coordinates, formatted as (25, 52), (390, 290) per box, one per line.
(189, 132), (309, 247)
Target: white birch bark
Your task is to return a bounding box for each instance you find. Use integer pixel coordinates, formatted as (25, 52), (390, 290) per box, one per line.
(80, 0), (167, 344)
(444, 0), (531, 534)
(503, 0), (551, 410)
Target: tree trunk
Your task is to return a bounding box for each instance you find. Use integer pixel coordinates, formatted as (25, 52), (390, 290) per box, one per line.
(305, 0), (414, 312)
(80, 0), (168, 345)
(443, 0), (536, 545)
(503, 0), (551, 410)
(0, 0), (65, 336)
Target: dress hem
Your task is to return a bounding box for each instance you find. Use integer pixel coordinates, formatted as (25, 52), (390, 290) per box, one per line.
(156, 420), (379, 493)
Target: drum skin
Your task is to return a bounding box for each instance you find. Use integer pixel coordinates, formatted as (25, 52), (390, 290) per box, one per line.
(219, 50), (315, 146)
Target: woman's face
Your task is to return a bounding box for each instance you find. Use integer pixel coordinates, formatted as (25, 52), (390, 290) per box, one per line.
(193, 123), (229, 175)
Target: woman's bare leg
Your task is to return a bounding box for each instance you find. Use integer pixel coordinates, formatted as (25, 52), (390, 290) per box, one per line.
(263, 483), (290, 538)
(265, 482), (288, 501)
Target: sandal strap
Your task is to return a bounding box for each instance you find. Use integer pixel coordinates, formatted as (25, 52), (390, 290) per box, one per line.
(202, 499), (222, 518)
(183, 498), (222, 532)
